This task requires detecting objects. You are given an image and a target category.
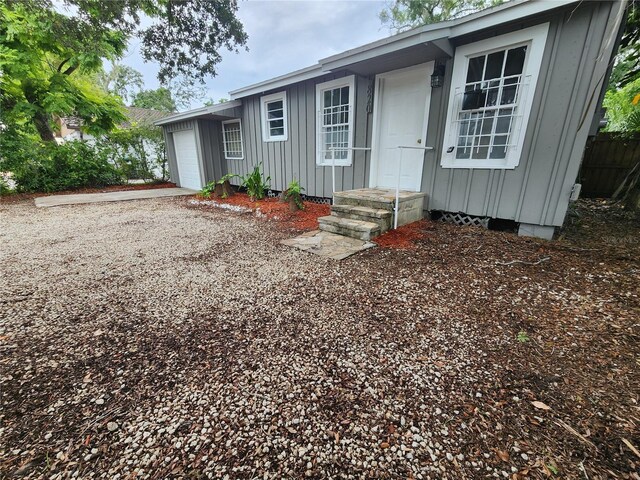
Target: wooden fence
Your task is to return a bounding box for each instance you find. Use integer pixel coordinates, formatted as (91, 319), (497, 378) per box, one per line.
(579, 133), (640, 198)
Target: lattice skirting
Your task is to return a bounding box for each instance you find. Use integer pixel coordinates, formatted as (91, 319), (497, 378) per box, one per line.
(267, 190), (331, 205)
(438, 211), (489, 228)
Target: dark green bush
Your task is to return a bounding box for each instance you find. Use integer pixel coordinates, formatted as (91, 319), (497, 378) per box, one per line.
(3, 138), (123, 193)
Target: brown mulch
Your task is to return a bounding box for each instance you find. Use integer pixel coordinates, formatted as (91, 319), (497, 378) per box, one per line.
(374, 219), (434, 249)
(0, 182), (177, 204)
(357, 199), (640, 478)
(190, 192), (330, 231)
(0, 197), (638, 479)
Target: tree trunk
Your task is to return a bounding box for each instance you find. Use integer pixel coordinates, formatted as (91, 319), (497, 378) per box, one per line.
(627, 185), (640, 210)
(613, 161), (640, 210)
(23, 83), (56, 142)
(33, 110), (56, 142)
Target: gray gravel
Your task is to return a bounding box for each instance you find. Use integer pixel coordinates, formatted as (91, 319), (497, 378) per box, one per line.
(1, 197), (637, 479)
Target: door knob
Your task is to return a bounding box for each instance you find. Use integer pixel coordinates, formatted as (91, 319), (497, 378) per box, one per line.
(417, 139), (422, 144)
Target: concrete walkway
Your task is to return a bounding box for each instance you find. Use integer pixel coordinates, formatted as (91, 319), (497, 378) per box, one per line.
(35, 188), (196, 207)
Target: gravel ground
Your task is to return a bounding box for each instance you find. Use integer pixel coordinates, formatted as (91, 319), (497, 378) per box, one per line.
(1, 197), (638, 479)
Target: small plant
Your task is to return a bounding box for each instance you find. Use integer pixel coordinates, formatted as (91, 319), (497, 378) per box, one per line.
(546, 463), (559, 475)
(200, 181), (217, 199)
(517, 331), (530, 343)
(241, 163), (270, 201)
(283, 179), (305, 211)
(217, 173), (238, 199)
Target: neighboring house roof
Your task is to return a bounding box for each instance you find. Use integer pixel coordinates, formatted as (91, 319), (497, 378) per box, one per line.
(59, 107), (170, 135)
(63, 116), (83, 129)
(121, 107), (171, 127)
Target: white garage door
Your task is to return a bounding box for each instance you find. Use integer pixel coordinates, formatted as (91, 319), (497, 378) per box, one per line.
(173, 130), (202, 190)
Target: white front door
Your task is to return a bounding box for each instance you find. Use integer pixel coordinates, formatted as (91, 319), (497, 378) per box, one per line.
(372, 63), (432, 192)
(173, 130), (202, 190)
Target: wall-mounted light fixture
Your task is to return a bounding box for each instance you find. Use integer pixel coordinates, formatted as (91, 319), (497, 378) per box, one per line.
(431, 60), (446, 88)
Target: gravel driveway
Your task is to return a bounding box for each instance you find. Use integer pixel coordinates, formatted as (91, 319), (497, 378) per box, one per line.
(1, 198), (638, 479)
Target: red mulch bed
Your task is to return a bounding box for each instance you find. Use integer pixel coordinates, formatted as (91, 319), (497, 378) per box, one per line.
(1, 182), (177, 204)
(375, 219), (433, 249)
(194, 193), (330, 231)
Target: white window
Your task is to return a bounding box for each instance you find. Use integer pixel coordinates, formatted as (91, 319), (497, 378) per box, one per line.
(260, 92), (288, 142)
(316, 76), (355, 166)
(222, 120), (244, 160)
(441, 23), (549, 169)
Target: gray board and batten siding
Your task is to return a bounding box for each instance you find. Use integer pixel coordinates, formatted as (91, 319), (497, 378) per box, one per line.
(223, 72), (373, 198)
(423, 0), (625, 227)
(163, 0), (624, 228)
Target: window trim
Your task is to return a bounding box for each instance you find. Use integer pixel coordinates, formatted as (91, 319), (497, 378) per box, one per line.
(260, 91), (288, 142)
(315, 75), (356, 167)
(441, 23), (549, 170)
(221, 119), (244, 160)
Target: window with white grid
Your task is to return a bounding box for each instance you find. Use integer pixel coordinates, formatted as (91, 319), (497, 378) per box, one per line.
(222, 120), (244, 160)
(260, 92), (288, 142)
(316, 76), (355, 166)
(441, 24), (549, 169)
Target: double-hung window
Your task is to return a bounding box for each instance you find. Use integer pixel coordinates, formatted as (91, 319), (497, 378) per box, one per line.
(222, 120), (244, 160)
(260, 92), (288, 142)
(316, 76), (355, 166)
(441, 24), (549, 169)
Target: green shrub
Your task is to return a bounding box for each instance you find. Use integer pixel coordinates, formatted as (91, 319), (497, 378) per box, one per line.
(97, 125), (167, 182)
(283, 178), (305, 210)
(5, 139), (123, 193)
(217, 173), (238, 198)
(241, 163), (270, 201)
(217, 173), (239, 184)
(200, 181), (217, 198)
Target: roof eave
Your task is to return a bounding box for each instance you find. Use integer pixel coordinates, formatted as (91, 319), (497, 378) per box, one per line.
(154, 100), (242, 126)
(319, 0), (577, 70)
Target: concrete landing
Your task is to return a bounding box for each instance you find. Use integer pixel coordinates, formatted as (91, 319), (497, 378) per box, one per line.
(334, 188), (426, 204)
(281, 230), (376, 260)
(35, 188), (196, 207)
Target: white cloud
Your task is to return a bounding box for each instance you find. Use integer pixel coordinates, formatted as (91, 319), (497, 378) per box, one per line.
(121, 0), (388, 110)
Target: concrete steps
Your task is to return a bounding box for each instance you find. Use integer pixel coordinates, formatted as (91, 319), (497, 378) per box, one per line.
(317, 216), (381, 241)
(330, 204), (392, 234)
(319, 188), (427, 241)
(333, 191), (394, 211)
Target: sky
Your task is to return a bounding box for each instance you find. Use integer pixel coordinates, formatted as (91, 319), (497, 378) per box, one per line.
(120, 0), (390, 111)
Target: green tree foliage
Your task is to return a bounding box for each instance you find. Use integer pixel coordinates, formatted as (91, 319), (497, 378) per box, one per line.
(1, 0), (246, 141)
(97, 62), (144, 104)
(101, 124), (168, 182)
(379, 0), (503, 30)
(131, 87), (177, 112)
(604, 2), (640, 133)
(0, 121), (169, 191)
(204, 98), (229, 106)
(0, 2), (127, 141)
(609, 0), (639, 90)
(603, 78), (640, 133)
(99, 64), (206, 109)
(42, 0), (247, 84)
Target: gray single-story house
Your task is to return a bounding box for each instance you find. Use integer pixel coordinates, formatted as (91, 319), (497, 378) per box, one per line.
(156, 0), (627, 240)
